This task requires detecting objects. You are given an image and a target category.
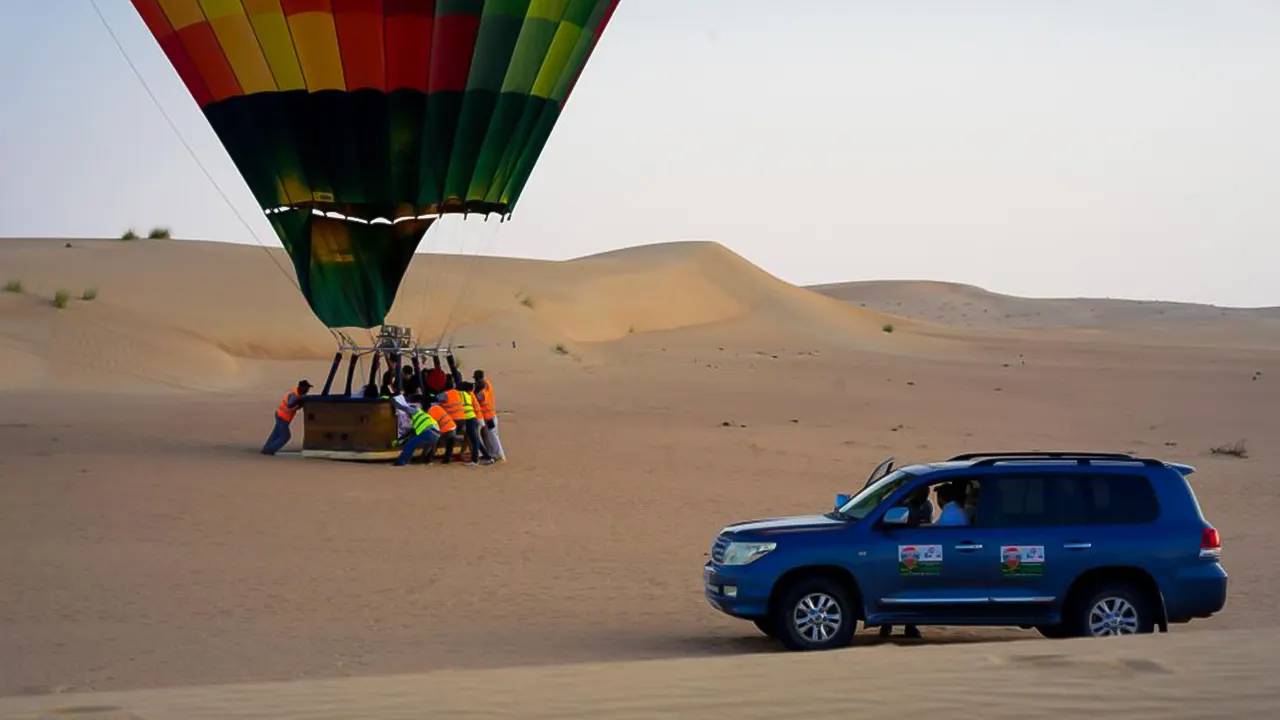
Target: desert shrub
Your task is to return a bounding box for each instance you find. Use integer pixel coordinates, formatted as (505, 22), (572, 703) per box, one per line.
(3, 279), (21, 293)
(882, 323), (895, 333)
(120, 228), (140, 240)
(147, 226), (172, 239)
(1210, 439), (1248, 458)
(53, 289), (70, 308)
(82, 287), (98, 301)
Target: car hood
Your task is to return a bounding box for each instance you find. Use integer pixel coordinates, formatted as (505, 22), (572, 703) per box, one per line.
(722, 514), (845, 537)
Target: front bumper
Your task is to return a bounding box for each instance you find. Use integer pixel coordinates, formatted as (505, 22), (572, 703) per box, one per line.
(704, 563), (771, 618)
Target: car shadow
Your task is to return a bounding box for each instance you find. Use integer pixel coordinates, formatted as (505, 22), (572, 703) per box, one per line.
(625, 627), (1040, 660)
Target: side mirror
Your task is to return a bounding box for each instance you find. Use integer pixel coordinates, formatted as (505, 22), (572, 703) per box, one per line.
(834, 493), (851, 512)
(882, 506), (910, 526)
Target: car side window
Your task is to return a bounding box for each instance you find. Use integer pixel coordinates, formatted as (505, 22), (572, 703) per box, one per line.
(978, 474), (1068, 528)
(892, 476), (983, 528)
(1080, 473), (1161, 525)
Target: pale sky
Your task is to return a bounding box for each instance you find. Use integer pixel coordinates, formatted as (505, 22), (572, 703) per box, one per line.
(2, 1), (1277, 307)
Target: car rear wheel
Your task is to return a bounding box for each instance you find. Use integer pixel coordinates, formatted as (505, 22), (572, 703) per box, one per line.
(1067, 582), (1155, 638)
(772, 577), (857, 651)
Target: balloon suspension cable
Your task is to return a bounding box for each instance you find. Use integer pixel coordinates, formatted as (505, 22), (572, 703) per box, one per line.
(446, 213), (507, 347)
(88, 0), (301, 294)
(437, 211), (505, 348)
(416, 213), (452, 341)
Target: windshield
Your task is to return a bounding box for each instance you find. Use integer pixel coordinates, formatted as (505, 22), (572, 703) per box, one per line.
(836, 468), (917, 520)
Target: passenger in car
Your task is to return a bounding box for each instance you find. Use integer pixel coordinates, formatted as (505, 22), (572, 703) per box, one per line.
(936, 483), (970, 526)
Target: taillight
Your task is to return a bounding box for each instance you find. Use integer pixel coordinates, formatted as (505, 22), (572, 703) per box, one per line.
(1200, 527), (1221, 558)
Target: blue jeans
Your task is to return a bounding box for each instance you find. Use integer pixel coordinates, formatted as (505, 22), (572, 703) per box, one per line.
(464, 418), (492, 462)
(395, 428), (440, 466)
(261, 415), (291, 454)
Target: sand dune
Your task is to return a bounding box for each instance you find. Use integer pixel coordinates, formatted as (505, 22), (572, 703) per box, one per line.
(1, 237), (944, 391)
(2, 235), (1279, 715)
(814, 278), (1280, 337)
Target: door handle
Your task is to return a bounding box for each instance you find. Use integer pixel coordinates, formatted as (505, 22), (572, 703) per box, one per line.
(954, 543), (983, 551)
(1063, 542), (1092, 550)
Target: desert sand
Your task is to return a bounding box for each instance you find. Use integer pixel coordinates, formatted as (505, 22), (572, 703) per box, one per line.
(2, 236), (1279, 716)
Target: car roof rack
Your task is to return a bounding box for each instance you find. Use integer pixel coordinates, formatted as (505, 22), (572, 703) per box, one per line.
(949, 451), (1136, 461)
(947, 451), (1166, 468)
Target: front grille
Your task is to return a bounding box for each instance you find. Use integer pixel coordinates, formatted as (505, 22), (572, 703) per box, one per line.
(711, 534), (729, 564)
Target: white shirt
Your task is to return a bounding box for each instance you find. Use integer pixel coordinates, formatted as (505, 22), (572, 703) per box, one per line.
(937, 501), (969, 526)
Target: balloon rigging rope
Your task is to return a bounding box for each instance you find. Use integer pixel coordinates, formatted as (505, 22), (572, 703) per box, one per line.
(441, 217), (504, 347)
(434, 217), (480, 348)
(435, 216), (500, 348)
(416, 216), (452, 345)
(89, 0), (303, 299)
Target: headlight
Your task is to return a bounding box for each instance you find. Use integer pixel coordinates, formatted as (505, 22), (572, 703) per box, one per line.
(721, 541), (777, 566)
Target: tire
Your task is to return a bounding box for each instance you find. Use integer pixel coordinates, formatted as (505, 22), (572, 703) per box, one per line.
(1065, 582), (1156, 638)
(753, 617), (780, 639)
(772, 577), (857, 651)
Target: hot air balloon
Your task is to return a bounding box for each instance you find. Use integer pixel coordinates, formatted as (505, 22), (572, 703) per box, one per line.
(127, 0), (620, 461)
(131, 0), (619, 329)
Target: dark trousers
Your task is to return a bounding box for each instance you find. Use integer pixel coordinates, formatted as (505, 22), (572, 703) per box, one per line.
(438, 429), (457, 463)
(261, 415), (291, 454)
(464, 418), (491, 462)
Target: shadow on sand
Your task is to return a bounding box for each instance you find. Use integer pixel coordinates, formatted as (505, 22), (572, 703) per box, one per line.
(619, 627), (1042, 662)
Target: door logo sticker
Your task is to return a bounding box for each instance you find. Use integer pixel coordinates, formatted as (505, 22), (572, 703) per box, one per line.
(1000, 545), (1045, 576)
(898, 544), (942, 575)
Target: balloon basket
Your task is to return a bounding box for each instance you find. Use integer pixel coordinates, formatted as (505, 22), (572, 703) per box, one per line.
(297, 325), (512, 463)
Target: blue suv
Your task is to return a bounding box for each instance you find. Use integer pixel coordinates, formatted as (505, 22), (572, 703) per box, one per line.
(702, 452), (1227, 650)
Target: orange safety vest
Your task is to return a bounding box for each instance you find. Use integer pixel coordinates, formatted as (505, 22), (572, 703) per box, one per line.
(440, 389), (465, 421)
(427, 404), (456, 434)
(276, 388), (301, 422)
(476, 380), (496, 421)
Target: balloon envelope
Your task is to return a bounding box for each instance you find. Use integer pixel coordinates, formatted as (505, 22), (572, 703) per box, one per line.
(131, 0), (620, 328)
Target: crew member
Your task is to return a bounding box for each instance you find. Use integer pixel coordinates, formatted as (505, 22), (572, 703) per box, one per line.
(437, 380), (473, 464)
(878, 485), (933, 640)
(473, 369), (505, 462)
(424, 398), (457, 464)
(261, 380), (311, 455)
(457, 380), (493, 466)
(394, 402), (442, 467)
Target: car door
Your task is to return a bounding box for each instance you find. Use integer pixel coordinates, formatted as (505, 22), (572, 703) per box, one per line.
(972, 472), (1083, 621)
(866, 477), (998, 622)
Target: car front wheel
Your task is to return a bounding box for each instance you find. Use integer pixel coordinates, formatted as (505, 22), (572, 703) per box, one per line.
(773, 577), (857, 651)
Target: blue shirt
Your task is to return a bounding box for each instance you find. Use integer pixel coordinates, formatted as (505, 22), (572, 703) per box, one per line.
(937, 501), (969, 526)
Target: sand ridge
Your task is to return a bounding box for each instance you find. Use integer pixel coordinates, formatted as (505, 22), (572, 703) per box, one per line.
(813, 278), (1280, 336)
(1, 238), (943, 390)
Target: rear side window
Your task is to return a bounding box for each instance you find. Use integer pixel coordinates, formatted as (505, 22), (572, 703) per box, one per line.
(980, 475), (1066, 528)
(1077, 473), (1160, 525)
(977, 472), (1160, 527)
